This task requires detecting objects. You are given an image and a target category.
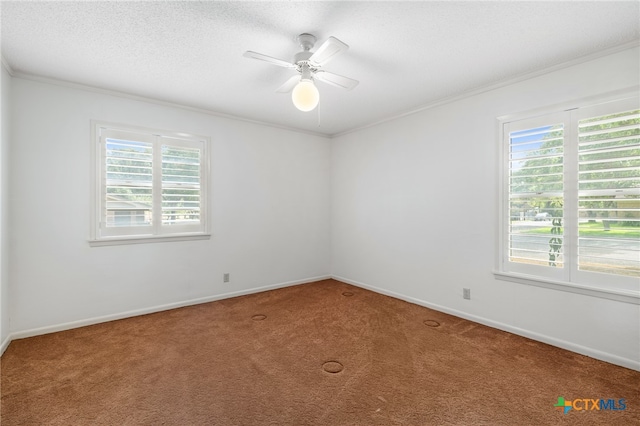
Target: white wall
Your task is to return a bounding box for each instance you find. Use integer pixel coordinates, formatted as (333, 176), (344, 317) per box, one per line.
(331, 47), (640, 369)
(9, 77), (331, 334)
(1, 64), (11, 349)
(5, 46), (639, 370)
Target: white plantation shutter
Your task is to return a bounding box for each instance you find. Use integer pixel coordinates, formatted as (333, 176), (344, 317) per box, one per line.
(93, 123), (208, 243)
(504, 112), (566, 280)
(160, 138), (203, 232)
(500, 95), (639, 297)
(105, 139), (153, 228)
(99, 129), (156, 237)
(576, 106), (640, 278)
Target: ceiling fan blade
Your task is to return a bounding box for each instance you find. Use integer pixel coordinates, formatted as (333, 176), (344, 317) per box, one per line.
(309, 36), (348, 66)
(314, 71), (359, 91)
(243, 51), (295, 68)
(276, 75), (301, 93)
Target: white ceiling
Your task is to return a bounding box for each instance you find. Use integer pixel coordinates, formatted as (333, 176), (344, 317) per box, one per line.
(1, 1), (639, 136)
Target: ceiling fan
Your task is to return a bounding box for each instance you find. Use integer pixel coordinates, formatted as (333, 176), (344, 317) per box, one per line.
(243, 33), (359, 112)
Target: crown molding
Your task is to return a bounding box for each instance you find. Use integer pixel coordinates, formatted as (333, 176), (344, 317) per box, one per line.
(331, 40), (640, 138)
(5, 40), (639, 139)
(9, 71), (331, 139)
(1, 55), (15, 76)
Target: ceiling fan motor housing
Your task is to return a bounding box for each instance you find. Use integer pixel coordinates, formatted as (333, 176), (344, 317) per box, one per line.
(294, 51), (314, 65)
(294, 34), (316, 72)
(294, 34), (317, 77)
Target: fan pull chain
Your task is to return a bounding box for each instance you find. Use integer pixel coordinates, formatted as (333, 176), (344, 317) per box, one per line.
(317, 101), (321, 127)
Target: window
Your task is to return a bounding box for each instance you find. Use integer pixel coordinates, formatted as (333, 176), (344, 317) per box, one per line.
(498, 95), (639, 302)
(91, 122), (209, 245)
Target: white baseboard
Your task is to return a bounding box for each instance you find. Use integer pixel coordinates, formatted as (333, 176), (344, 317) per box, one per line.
(3, 275), (331, 354)
(0, 333), (10, 356)
(332, 275), (640, 372)
(5, 273), (638, 372)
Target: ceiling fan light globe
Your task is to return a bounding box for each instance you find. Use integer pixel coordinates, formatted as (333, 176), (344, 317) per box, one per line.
(292, 80), (319, 112)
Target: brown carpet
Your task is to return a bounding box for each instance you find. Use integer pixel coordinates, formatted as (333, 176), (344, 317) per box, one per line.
(1, 279), (639, 425)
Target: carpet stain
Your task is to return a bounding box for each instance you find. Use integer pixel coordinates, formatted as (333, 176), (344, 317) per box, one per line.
(423, 319), (441, 327)
(322, 361), (344, 374)
(251, 314), (267, 321)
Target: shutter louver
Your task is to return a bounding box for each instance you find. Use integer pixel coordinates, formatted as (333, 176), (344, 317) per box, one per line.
(105, 138), (153, 228)
(161, 145), (201, 226)
(508, 124), (564, 267)
(577, 109), (640, 277)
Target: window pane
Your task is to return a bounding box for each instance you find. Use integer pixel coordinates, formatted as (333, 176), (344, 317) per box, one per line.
(105, 138), (153, 228)
(161, 145), (201, 226)
(578, 109), (640, 277)
(508, 124), (564, 267)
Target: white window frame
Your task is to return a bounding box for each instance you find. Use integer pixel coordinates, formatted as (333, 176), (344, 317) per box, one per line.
(495, 89), (640, 305)
(90, 121), (210, 246)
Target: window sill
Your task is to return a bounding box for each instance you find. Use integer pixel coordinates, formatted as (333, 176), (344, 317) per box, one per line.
(492, 270), (639, 305)
(89, 233), (211, 247)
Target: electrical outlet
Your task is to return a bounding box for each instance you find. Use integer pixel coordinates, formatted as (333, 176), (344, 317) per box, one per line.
(223, 273), (230, 283)
(463, 288), (471, 300)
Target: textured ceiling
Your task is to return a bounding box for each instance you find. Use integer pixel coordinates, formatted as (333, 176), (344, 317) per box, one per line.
(1, 1), (639, 136)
